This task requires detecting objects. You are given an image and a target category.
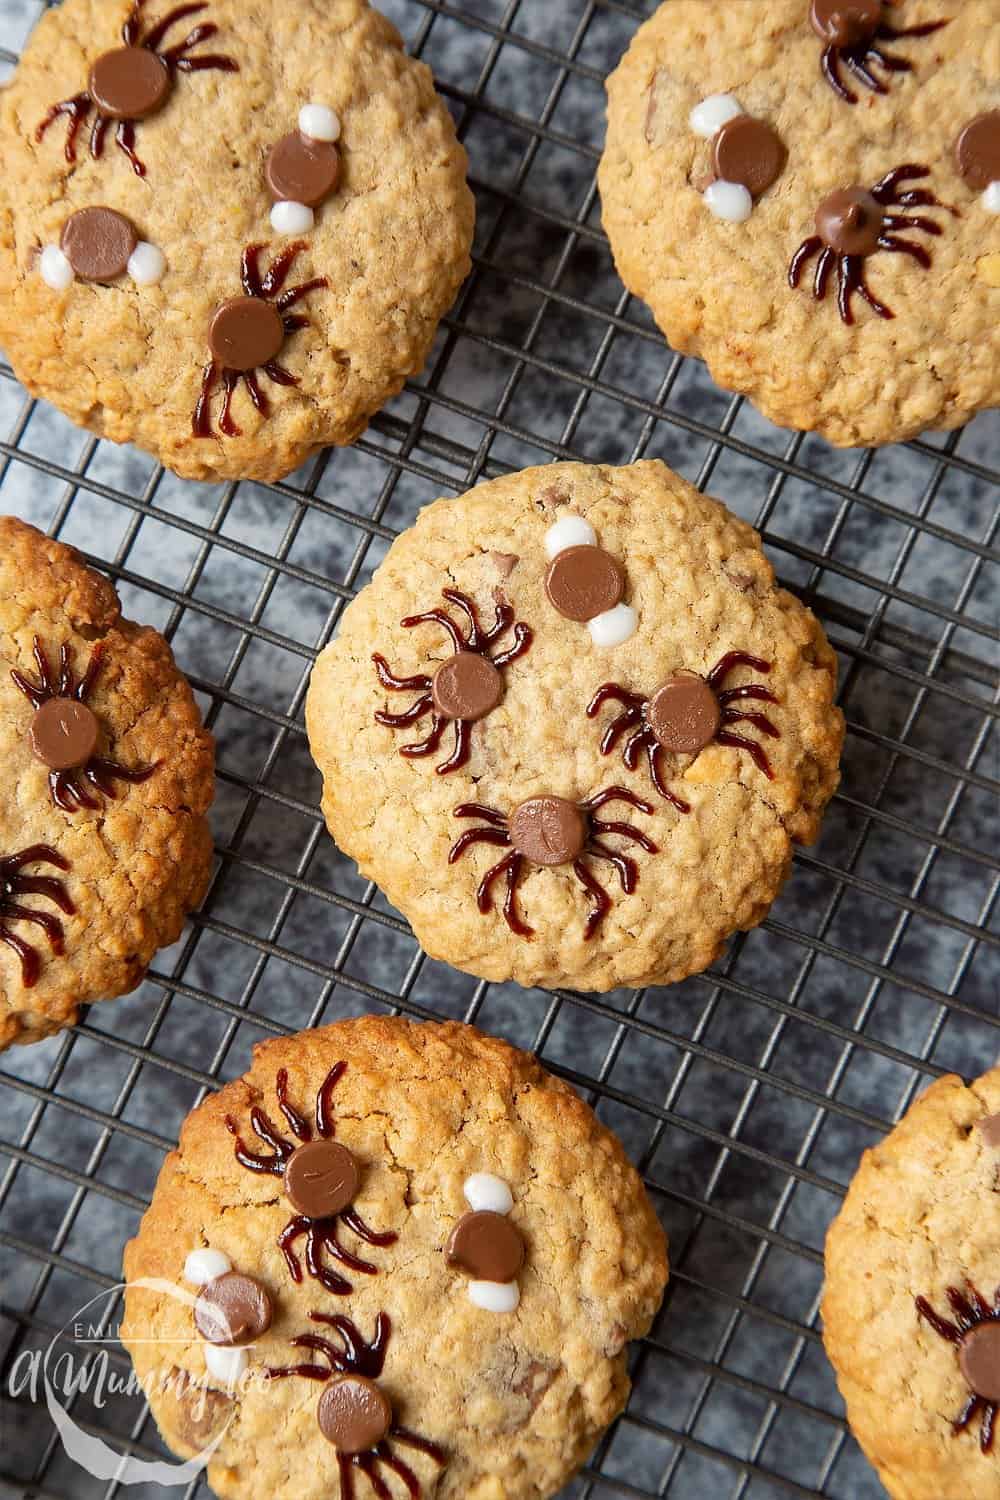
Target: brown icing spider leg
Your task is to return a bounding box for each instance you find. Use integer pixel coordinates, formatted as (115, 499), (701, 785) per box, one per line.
(571, 859), (612, 942)
(266, 1311), (392, 1383)
(916, 1283), (1000, 1453)
(0, 846), (74, 988)
(35, 93), (93, 162)
(577, 786), (658, 938)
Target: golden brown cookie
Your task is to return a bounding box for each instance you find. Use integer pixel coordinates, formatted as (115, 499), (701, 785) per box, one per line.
(600, 0), (1000, 447)
(824, 1068), (1000, 1500)
(0, 0), (474, 482)
(0, 517), (214, 1049)
(122, 1016), (668, 1500)
(305, 461), (844, 994)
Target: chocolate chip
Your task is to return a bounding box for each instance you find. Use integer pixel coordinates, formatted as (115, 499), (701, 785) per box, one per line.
(712, 116), (787, 199)
(431, 652), (503, 722)
(446, 1210), (525, 1283)
(208, 297), (285, 371)
(809, 0), (883, 48)
(283, 1139), (359, 1220)
(956, 111), (1000, 192)
(29, 699), (99, 771)
(266, 132), (341, 207)
(978, 1113), (1000, 1148)
(545, 546), (625, 623)
(815, 188), (884, 256)
(317, 1375), (392, 1454)
(489, 552), (519, 578)
(170, 1370), (233, 1449)
(960, 1323), (1000, 1403)
(88, 46), (171, 121)
(509, 796), (587, 867)
(60, 207), (137, 282)
(194, 1273), (273, 1347)
(646, 675), (720, 755)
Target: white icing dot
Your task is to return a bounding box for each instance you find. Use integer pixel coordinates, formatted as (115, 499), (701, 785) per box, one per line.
(204, 1345), (248, 1385)
(588, 604), (638, 648)
(270, 200), (316, 235)
(127, 242), (166, 286)
(689, 93), (743, 139)
(983, 182), (1000, 215)
(468, 1280), (520, 1314)
(704, 180), (753, 224)
(184, 1248), (233, 1286)
(544, 513), (597, 559)
(299, 104), (341, 143)
(463, 1173), (514, 1215)
(40, 245), (74, 291)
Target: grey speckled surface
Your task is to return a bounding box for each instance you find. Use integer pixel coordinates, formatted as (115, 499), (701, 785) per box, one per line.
(0, 2), (998, 1499)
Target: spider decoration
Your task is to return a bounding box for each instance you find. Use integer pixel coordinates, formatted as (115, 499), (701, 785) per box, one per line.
(916, 1281), (1000, 1453)
(226, 1061), (398, 1298)
(449, 787), (658, 941)
(11, 637), (156, 813)
(193, 242), (328, 439)
(35, 1), (238, 178)
(586, 651), (780, 813)
(267, 1311), (446, 1498)
(789, 165), (950, 326)
(0, 846), (74, 988)
(809, 0), (949, 105)
(372, 589), (532, 775)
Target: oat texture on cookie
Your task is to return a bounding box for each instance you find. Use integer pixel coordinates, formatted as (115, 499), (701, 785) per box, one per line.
(122, 1017), (669, 1500)
(307, 461), (844, 993)
(0, 517), (215, 1050)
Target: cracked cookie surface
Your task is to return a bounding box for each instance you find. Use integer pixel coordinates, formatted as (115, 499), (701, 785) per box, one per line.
(0, 516), (214, 1049)
(824, 1069), (1000, 1500)
(122, 1015), (669, 1500)
(600, 0), (1000, 447)
(306, 460), (844, 993)
(0, 0), (474, 482)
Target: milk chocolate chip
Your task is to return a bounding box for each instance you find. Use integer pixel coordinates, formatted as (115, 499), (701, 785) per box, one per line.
(978, 1113), (1000, 1149)
(960, 1323), (1000, 1403)
(815, 188), (884, 256)
(194, 1273), (273, 1346)
(809, 0), (882, 48)
(29, 699), (99, 771)
(318, 1375), (392, 1454)
(712, 116), (787, 198)
(545, 546), (625, 622)
(432, 652), (503, 722)
(209, 297), (285, 371)
(956, 111), (1000, 192)
(60, 207), (137, 282)
(266, 132), (341, 206)
(509, 796), (586, 867)
(646, 675), (720, 755)
(446, 1210), (525, 1283)
(284, 1139), (360, 1220)
(89, 47), (171, 120)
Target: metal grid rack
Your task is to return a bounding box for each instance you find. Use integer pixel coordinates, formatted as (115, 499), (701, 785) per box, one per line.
(0, 1), (997, 1497)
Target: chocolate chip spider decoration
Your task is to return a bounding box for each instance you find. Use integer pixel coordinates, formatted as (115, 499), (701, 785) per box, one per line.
(789, 165), (949, 325)
(11, 637), (155, 813)
(809, 0), (948, 105)
(450, 787), (657, 941)
(36, 1), (238, 178)
(193, 242), (328, 438)
(372, 590), (532, 775)
(0, 846), (74, 988)
(267, 1311), (445, 1498)
(226, 1062), (397, 1298)
(916, 1282), (1000, 1453)
(587, 652), (780, 813)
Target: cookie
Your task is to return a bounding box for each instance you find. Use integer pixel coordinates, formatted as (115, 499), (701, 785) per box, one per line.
(599, 0), (1000, 448)
(0, 517), (214, 1049)
(122, 1015), (668, 1500)
(305, 460), (844, 994)
(0, 0), (474, 483)
(823, 1068), (1000, 1500)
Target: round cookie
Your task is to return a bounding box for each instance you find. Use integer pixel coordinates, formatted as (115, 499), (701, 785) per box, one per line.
(0, 517), (214, 1049)
(306, 461), (844, 993)
(823, 1068), (1000, 1499)
(600, 0), (1000, 448)
(0, 0), (474, 483)
(122, 1016), (668, 1500)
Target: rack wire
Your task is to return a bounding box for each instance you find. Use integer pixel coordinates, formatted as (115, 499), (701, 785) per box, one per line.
(0, 1), (997, 1497)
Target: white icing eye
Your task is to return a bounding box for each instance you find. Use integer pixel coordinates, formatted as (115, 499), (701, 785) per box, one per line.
(204, 1345), (248, 1384)
(704, 180), (753, 223)
(184, 1248), (233, 1286)
(299, 104), (341, 143)
(689, 93), (743, 139)
(468, 1280), (520, 1314)
(588, 604), (638, 648)
(127, 242), (166, 286)
(544, 514), (597, 559)
(270, 200), (316, 235)
(40, 245), (74, 290)
(464, 1173), (514, 1215)
(983, 182), (1000, 214)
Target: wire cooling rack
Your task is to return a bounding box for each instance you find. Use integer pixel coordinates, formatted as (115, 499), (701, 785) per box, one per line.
(0, 2), (997, 1497)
